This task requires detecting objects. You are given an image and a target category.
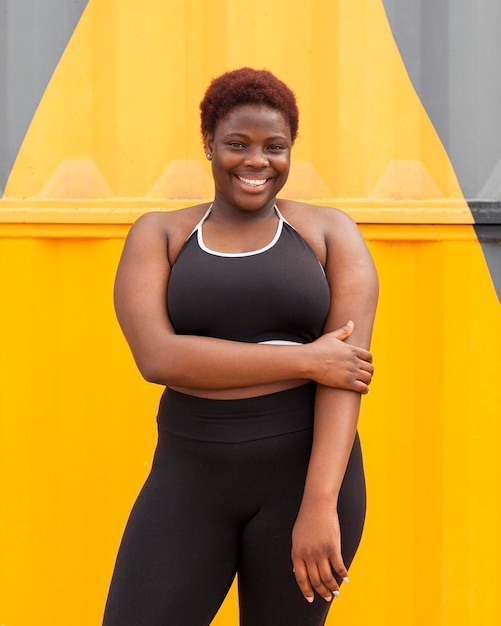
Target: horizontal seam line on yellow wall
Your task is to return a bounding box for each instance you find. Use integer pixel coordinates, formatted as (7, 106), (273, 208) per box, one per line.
(0, 199), (473, 227)
(0, 224), (480, 242)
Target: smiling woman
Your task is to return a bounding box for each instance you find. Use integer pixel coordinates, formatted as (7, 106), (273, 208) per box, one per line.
(204, 104), (292, 218)
(102, 68), (378, 626)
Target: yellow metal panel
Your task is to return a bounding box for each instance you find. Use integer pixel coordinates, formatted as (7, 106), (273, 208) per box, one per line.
(3, 0), (471, 223)
(0, 235), (161, 624)
(1, 1), (500, 625)
(1, 224), (499, 626)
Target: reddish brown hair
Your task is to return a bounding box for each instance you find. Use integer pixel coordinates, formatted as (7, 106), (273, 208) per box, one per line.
(200, 68), (299, 143)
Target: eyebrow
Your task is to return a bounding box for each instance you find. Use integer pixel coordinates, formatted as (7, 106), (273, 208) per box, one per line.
(224, 132), (289, 142)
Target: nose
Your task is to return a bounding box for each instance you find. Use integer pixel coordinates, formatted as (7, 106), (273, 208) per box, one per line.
(245, 149), (269, 167)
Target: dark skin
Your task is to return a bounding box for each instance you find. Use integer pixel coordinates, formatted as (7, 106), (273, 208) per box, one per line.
(114, 104), (378, 603)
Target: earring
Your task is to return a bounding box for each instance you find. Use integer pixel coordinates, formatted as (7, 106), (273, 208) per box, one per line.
(206, 153), (212, 160)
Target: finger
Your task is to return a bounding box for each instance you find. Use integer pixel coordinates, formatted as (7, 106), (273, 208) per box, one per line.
(329, 556), (349, 588)
(292, 559), (315, 603)
(340, 372), (369, 394)
(357, 367), (373, 385)
(303, 560), (335, 602)
(341, 365), (372, 393)
(358, 359), (374, 375)
(351, 367), (372, 387)
(356, 381), (370, 395)
(347, 378), (369, 394)
(317, 559), (342, 598)
(355, 348), (373, 363)
(356, 360), (374, 385)
(331, 320), (354, 342)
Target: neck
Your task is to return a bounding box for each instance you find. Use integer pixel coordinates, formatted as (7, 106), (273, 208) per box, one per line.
(209, 197), (277, 223)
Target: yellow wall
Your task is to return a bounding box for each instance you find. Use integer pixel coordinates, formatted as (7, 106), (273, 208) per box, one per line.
(1, 1), (500, 625)
(1, 221), (499, 626)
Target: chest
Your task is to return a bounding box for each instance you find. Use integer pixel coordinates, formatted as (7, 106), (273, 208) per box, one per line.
(167, 224), (330, 343)
(167, 211), (327, 269)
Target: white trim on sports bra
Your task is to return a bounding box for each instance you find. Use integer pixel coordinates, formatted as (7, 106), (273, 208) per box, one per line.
(191, 204), (285, 258)
(258, 339), (303, 346)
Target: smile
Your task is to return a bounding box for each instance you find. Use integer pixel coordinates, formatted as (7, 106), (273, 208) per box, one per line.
(237, 176), (268, 187)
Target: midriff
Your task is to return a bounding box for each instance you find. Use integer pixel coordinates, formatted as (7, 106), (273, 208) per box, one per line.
(169, 378), (310, 400)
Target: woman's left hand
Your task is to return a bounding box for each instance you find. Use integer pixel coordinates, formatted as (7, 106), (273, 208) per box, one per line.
(291, 501), (347, 603)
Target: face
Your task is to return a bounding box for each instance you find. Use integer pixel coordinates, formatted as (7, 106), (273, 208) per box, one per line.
(205, 104), (292, 213)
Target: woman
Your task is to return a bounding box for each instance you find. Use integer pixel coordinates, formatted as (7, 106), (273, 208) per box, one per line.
(103, 68), (378, 626)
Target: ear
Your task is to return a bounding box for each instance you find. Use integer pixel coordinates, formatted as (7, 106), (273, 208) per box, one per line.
(203, 134), (214, 156)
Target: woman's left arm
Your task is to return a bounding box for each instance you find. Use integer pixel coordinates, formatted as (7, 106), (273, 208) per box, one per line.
(291, 208), (378, 603)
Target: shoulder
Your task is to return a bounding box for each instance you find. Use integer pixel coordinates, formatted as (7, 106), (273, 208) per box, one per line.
(276, 199), (364, 264)
(124, 204), (210, 261)
(278, 199), (358, 235)
(128, 203), (210, 239)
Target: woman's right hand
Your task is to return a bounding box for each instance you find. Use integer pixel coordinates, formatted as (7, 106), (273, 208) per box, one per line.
(307, 321), (374, 393)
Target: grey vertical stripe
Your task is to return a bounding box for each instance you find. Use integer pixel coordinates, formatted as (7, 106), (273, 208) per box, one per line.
(382, 0), (501, 303)
(382, 0), (501, 203)
(0, 0), (89, 196)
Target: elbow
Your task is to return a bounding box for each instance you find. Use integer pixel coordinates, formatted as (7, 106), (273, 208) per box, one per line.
(128, 337), (184, 386)
(134, 354), (172, 386)
(141, 368), (165, 385)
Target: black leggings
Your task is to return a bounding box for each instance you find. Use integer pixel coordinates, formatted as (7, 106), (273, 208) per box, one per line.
(103, 384), (366, 626)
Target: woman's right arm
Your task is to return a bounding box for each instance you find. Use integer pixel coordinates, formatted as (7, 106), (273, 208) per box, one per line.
(113, 212), (373, 392)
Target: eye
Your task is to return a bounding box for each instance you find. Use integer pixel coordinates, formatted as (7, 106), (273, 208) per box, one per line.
(227, 141), (246, 149)
(268, 144), (286, 152)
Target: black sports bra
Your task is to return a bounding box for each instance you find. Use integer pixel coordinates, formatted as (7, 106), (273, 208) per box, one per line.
(167, 206), (330, 344)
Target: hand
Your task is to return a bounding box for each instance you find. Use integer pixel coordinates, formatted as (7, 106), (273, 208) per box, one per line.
(291, 501), (347, 603)
(308, 321), (374, 393)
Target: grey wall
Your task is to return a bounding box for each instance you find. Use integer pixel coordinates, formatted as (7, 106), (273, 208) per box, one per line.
(383, 0), (501, 302)
(0, 0), (89, 196)
(382, 0), (501, 204)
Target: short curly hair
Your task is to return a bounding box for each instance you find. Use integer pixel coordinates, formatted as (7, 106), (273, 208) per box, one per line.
(200, 67), (299, 143)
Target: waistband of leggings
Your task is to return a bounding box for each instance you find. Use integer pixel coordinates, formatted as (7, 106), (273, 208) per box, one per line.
(156, 382), (316, 443)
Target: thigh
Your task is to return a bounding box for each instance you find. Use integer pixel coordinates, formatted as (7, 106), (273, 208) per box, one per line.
(337, 432), (366, 569)
(237, 431), (366, 626)
(103, 434), (239, 626)
(238, 430), (331, 626)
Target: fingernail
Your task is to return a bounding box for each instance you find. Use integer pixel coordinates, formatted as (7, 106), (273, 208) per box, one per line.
(324, 595), (333, 602)
(306, 596), (314, 604)
(332, 590), (340, 598)
(343, 576), (350, 583)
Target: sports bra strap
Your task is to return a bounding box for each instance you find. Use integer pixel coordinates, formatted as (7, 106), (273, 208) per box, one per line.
(192, 205), (286, 258)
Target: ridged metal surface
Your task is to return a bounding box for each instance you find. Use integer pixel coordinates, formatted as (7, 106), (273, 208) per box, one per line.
(0, 0), (89, 194)
(383, 0), (501, 202)
(0, 1), (500, 625)
(1, 224), (499, 626)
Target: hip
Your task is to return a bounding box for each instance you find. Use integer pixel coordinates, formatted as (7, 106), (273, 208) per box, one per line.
(157, 382), (317, 443)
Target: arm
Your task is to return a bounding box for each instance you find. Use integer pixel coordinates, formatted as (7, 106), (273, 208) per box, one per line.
(114, 211), (374, 392)
(291, 210), (378, 602)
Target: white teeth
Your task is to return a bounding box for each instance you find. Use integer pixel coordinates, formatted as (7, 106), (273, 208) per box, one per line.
(238, 176), (267, 187)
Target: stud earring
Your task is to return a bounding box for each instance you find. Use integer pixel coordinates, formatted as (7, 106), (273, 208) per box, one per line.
(206, 153), (212, 160)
